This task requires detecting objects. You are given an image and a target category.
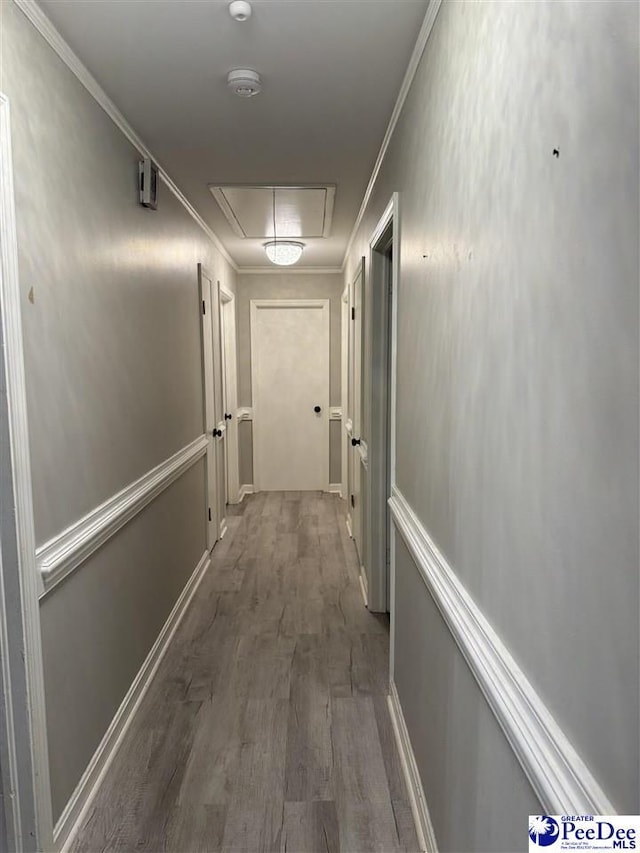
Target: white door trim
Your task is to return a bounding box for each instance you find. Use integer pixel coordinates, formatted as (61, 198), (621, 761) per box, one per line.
(250, 299), (330, 493)
(367, 194), (399, 613)
(198, 264), (218, 551)
(219, 286), (240, 504)
(341, 285), (349, 504)
(0, 92), (54, 851)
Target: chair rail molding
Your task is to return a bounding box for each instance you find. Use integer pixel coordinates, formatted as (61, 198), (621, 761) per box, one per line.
(37, 435), (208, 594)
(388, 485), (615, 817)
(236, 407), (253, 422)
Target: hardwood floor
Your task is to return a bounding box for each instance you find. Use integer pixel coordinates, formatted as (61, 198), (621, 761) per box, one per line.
(71, 492), (419, 853)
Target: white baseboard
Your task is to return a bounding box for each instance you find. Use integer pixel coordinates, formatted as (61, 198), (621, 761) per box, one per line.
(359, 569), (369, 607)
(345, 514), (353, 538)
(388, 682), (437, 853)
(238, 484), (254, 503)
(328, 483), (342, 496)
(55, 549), (211, 852)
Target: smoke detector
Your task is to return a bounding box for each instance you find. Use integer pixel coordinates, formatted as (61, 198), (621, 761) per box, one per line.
(229, 1), (252, 21)
(227, 69), (262, 98)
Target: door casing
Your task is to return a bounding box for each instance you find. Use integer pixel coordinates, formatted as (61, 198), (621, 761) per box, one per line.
(199, 265), (226, 546)
(366, 195), (399, 615)
(219, 285), (240, 505)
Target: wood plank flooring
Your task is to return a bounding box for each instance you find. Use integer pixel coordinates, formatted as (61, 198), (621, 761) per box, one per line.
(71, 492), (419, 853)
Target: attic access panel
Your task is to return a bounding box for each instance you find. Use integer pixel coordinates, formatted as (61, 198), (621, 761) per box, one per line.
(209, 185), (335, 239)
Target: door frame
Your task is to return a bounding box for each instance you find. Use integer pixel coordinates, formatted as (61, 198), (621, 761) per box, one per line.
(366, 194), (399, 617)
(0, 92), (54, 851)
(348, 259), (367, 600)
(198, 264), (221, 550)
(250, 298), (330, 493)
(340, 284), (349, 505)
(219, 285), (240, 505)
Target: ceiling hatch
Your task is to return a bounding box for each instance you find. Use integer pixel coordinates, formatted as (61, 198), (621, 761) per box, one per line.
(209, 185), (335, 239)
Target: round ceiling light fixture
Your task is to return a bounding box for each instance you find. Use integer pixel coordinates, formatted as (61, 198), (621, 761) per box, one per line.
(227, 69), (261, 98)
(229, 0), (252, 21)
(264, 241), (305, 266)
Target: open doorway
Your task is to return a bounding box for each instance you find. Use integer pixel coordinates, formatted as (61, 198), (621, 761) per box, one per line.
(366, 194), (398, 615)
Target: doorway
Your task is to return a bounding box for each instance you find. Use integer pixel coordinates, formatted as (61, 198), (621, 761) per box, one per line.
(366, 194), (398, 615)
(199, 264), (226, 546)
(346, 259), (367, 597)
(250, 299), (330, 492)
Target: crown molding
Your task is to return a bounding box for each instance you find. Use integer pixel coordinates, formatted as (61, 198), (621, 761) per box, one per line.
(12, 0), (239, 273)
(341, 0), (443, 271)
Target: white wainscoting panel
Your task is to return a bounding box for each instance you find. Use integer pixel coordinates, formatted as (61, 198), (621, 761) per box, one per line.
(388, 682), (437, 853)
(388, 486), (615, 817)
(37, 435), (208, 594)
(56, 549), (211, 852)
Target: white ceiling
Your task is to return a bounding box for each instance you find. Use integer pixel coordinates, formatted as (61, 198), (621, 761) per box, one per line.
(39, 0), (429, 269)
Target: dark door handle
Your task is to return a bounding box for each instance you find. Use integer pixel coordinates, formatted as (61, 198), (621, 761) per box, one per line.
(213, 428), (222, 437)
(224, 413), (232, 420)
(314, 405), (321, 413)
(351, 437), (361, 446)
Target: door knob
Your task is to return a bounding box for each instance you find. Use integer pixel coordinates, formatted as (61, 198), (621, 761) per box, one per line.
(224, 413), (232, 420)
(314, 405), (321, 413)
(351, 437), (361, 446)
(213, 428), (222, 437)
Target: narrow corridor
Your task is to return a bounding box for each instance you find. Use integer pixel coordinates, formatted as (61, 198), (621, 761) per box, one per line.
(70, 493), (419, 852)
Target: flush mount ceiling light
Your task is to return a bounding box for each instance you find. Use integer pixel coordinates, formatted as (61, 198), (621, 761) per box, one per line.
(227, 69), (261, 98)
(264, 241), (305, 266)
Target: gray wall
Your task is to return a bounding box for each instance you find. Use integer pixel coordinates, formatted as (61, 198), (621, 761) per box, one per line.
(345, 0), (639, 847)
(236, 272), (344, 487)
(3, 1), (235, 820)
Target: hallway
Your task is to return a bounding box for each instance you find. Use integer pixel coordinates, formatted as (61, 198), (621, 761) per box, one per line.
(70, 493), (419, 853)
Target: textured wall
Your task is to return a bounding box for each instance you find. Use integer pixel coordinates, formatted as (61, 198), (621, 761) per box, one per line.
(345, 0), (639, 843)
(3, 1), (235, 819)
(236, 273), (343, 487)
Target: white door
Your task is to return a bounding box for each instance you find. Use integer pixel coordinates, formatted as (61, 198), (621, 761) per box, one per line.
(251, 299), (330, 492)
(350, 260), (365, 561)
(199, 265), (218, 549)
(210, 277), (227, 539)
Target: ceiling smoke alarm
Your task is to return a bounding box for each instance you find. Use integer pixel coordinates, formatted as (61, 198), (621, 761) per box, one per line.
(227, 69), (262, 98)
(228, 1), (252, 21)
